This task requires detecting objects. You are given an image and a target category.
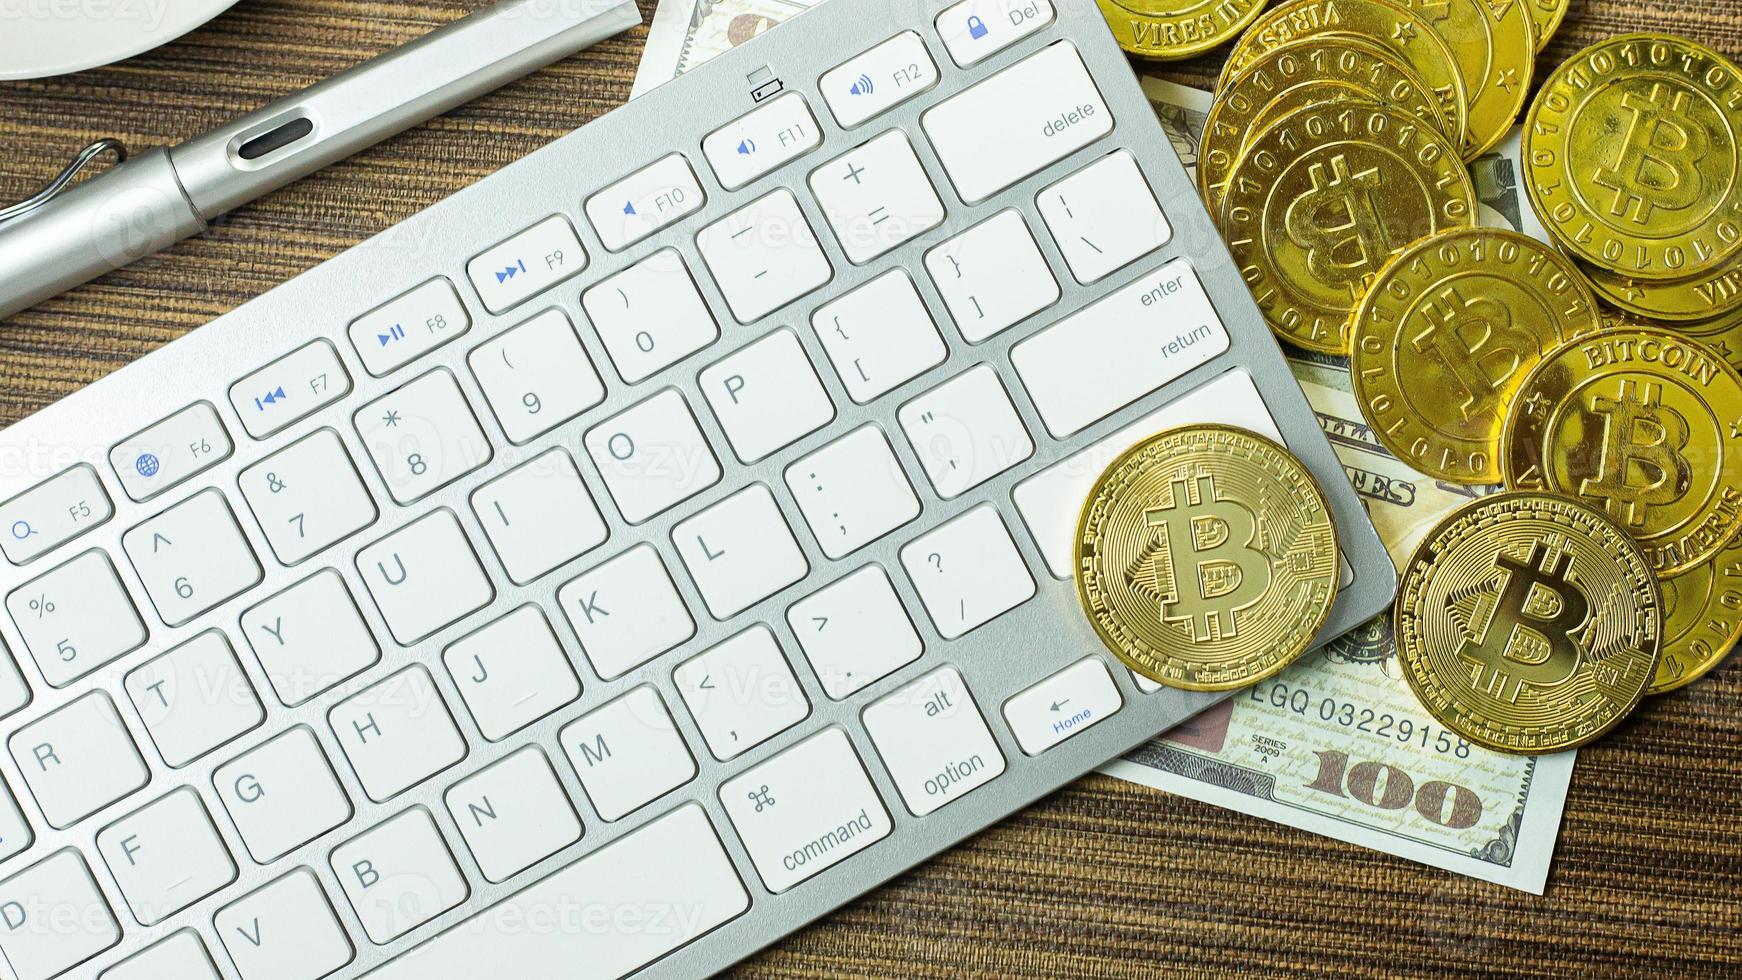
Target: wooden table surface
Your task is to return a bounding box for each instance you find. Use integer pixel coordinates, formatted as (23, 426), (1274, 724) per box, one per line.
(4, 1), (1741, 977)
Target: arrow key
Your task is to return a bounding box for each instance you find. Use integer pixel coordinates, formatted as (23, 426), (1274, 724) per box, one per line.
(123, 488), (263, 626)
(1000, 656), (1123, 755)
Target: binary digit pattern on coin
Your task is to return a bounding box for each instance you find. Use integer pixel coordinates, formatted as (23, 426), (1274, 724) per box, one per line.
(1076, 425), (1340, 690)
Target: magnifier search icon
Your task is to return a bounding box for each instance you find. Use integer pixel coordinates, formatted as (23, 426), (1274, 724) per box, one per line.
(11, 521), (35, 540)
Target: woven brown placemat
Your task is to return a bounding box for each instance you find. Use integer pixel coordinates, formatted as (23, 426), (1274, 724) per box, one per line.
(3, 1), (1740, 977)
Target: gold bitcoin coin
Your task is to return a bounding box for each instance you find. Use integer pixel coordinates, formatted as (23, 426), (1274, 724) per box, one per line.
(1678, 307), (1742, 373)
(1389, 0), (1535, 157)
(1097, 0), (1271, 60)
(1579, 256), (1742, 323)
(1075, 425), (1340, 690)
(1500, 325), (1742, 574)
(1395, 491), (1661, 753)
(1220, 101), (1476, 354)
(1652, 536), (1742, 694)
(1222, 0), (1471, 158)
(1523, 34), (1742, 281)
(1525, 0), (1568, 54)
(1199, 38), (1450, 209)
(1350, 228), (1601, 484)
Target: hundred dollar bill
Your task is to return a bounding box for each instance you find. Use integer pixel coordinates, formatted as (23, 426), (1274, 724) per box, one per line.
(1106, 78), (1573, 894)
(632, 0), (818, 98)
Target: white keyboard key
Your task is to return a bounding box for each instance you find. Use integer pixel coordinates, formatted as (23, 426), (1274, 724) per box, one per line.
(239, 428), (378, 565)
(1013, 369), (1277, 577)
(586, 153), (707, 251)
(820, 30), (940, 127)
(356, 509), (495, 644)
(672, 484), (809, 619)
(125, 631), (265, 767)
(96, 787), (237, 925)
(230, 339), (351, 440)
(1002, 657), (1122, 754)
(936, 0), (1055, 66)
(443, 606), (580, 740)
(863, 666), (1006, 815)
(349, 277), (471, 376)
(558, 545), (695, 679)
(361, 804), (747, 980)
(123, 488), (263, 625)
(0, 851), (121, 980)
(561, 685), (696, 821)
(898, 364), (1034, 498)
(467, 309), (606, 444)
(215, 868), (354, 980)
(584, 389), (721, 524)
(1037, 150), (1170, 283)
(110, 401), (233, 501)
(470, 449), (608, 584)
(925, 41), (1110, 202)
(702, 91), (823, 190)
(8, 550), (147, 687)
(446, 747), (582, 882)
(581, 249), (719, 383)
(809, 131), (945, 264)
(674, 625), (810, 761)
(10, 691), (148, 828)
(0, 776), (32, 861)
(331, 807), (470, 944)
(241, 570), (380, 705)
(330, 665), (468, 802)
(0, 464), (112, 565)
(1010, 258), (1231, 436)
(811, 270), (947, 403)
(785, 425), (921, 558)
(696, 188), (834, 323)
(466, 215), (588, 314)
(354, 369), (494, 504)
(924, 209), (1059, 342)
(0, 646), (27, 723)
(699, 328), (836, 462)
(719, 728), (893, 892)
(102, 932), (221, 980)
(900, 505), (1035, 639)
(214, 726), (352, 862)
(787, 566), (924, 699)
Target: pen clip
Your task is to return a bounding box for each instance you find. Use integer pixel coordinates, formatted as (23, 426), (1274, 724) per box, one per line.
(0, 138), (128, 225)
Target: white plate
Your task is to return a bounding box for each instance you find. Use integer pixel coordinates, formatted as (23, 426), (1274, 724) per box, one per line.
(1, 0), (241, 80)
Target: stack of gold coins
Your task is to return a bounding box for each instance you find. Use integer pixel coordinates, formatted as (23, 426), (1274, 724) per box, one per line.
(1083, 4), (1742, 751)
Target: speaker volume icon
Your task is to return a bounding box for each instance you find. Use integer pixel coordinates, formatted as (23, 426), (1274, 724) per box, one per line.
(848, 74), (874, 96)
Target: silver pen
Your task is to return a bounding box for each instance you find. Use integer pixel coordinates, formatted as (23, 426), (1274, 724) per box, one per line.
(0, 0), (642, 321)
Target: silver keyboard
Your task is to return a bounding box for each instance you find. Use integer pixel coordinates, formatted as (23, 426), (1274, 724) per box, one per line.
(0, 0), (1396, 976)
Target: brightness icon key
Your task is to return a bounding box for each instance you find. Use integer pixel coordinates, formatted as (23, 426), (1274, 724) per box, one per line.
(466, 215), (589, 314)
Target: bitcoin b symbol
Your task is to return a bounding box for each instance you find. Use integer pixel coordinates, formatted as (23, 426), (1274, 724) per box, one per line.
(1592, 83), (1709, 225)
(1142, 475), (1272, 642)
(1412, 285), (1526, 420)
(1577, 379), (1692, 527)
(1456, 541), (1591, 703)
(1283, 155), (1396, 296)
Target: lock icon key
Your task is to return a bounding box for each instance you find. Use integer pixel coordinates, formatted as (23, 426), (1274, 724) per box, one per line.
(967, 15), (989, 39)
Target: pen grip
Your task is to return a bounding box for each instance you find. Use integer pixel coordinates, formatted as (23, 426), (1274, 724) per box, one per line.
(0, 148), (205, 322)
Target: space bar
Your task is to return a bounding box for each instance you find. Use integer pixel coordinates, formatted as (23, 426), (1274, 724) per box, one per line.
(365, 805), (750, 980)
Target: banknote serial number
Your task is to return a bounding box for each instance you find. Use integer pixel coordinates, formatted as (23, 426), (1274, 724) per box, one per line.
(1248, 682), (1473, 759)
